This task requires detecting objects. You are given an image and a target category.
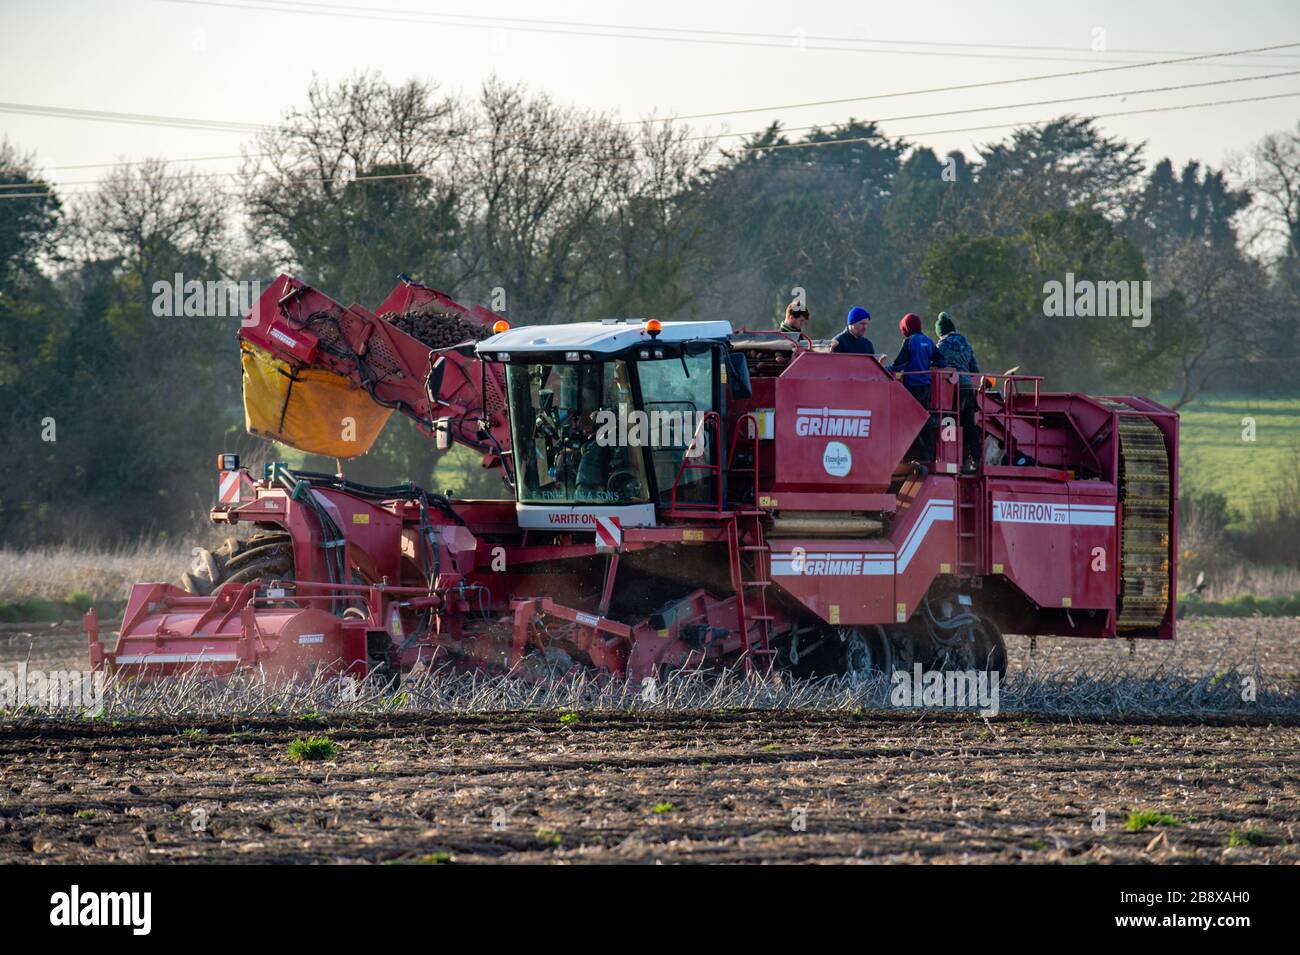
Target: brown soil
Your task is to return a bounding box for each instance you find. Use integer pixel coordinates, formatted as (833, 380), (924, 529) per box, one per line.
(2, 618), (1296, 864)
(0, 710), (1295, 864)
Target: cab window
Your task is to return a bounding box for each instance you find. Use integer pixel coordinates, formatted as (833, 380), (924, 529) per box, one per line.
(635, 349), (717, 505)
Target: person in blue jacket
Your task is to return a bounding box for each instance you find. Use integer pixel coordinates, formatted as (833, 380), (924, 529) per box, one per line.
(832, 306), (875, 354)
(889, 312), (944, 463)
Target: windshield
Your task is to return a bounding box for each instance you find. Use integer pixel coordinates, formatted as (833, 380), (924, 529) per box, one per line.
(506, 361), (650, 506)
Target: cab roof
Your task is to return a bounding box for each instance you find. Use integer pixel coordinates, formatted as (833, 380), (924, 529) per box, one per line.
(477, 319), (734, 356)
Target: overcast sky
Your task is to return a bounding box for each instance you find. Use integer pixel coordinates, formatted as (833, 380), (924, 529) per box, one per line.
(2, 0), (1298, 193)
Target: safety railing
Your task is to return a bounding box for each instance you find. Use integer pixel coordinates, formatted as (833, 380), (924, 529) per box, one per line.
(982, 374), (1044, 468)
(895, 369), (1045, 471)
(726, 412), (763, 510)
(667, 411), (724, 513)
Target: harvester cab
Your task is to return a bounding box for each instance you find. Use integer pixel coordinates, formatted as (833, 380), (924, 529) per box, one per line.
(477, 319), (738, 529)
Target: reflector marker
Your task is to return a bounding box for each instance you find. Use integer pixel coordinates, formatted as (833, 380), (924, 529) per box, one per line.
(595, 516), (622, 551)
(218, 469), (242, 504)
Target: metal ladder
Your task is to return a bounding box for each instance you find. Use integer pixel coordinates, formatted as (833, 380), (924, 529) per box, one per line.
(957, 477), (981, 577)
(725, 413), (774, 673)
(728, 510), (775, 674)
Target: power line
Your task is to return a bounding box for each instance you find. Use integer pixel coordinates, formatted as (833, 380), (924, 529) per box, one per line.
(202, 0), (1300, 60)
(0, 101), (272, 134)
(663, 43), (1300, 124)
(739, 90), (1300, 153)
(159, 0), (1300, 70)
(6, 38), (1297, 163)
(703, 69), (1300, 143)
(3, 88), (1293, 201)
(55, 153), (251, 171)
(9, 67), (1295, 192)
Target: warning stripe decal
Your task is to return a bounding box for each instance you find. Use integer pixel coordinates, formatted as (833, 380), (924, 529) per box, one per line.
(218, 469), (241, 504)
(595, 516), (622, 551)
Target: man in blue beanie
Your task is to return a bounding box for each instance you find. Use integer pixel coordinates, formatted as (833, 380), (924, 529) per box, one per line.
(831, 306), (874, 354)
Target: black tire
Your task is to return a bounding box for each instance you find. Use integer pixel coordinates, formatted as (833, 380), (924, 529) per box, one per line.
(179, 532), (294, 595)
(926, 616), (1007, 680)
(839, 626), (894, 677)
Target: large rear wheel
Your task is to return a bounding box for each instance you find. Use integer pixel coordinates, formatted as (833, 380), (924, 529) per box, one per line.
(839, 626), (894, 677)
(180, 532), (294, 595)
(922, 615), (1007, 680)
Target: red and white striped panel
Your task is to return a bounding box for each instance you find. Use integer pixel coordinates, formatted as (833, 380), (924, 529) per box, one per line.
(594, 516), (622, 551)
(218, 469), (242, 504)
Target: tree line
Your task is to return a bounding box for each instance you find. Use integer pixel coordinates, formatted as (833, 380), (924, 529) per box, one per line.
(1, 73), (1297, 543)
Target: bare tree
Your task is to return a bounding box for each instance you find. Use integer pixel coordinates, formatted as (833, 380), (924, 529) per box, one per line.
(583, 117), (716, 318)
(244, 73), (466, 303)
(1155, 240), (1270, 409)
(73, 159), (230, 284)
(452, 80), (639, 322)
(1251, 123), (1300, 260)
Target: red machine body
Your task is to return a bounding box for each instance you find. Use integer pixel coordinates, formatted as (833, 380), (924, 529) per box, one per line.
(89, 279), (1178, 682)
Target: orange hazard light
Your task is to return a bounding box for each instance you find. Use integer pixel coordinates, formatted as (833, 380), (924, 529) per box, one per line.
(492, 320), (510, 335)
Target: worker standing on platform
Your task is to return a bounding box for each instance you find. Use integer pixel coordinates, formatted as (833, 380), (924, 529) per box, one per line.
(889, 312), (943, 463)
(934, 311), (982, 471)
(779, 302), (812, 345)
(831, 306), (875, 354)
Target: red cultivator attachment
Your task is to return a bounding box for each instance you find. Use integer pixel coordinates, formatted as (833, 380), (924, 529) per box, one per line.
(88, 582), (365, 679)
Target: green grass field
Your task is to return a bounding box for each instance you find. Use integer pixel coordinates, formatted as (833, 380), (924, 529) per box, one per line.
(1174, 393), (1300, 526)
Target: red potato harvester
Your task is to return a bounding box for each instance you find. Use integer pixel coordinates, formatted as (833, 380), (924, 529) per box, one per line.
(87, 274), (1177, 682)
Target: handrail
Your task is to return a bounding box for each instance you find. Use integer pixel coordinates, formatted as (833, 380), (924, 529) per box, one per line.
(733, 326), (814, 350)
(668, 411), (723, 513)
(895, 369), (1047, 471)
(726, 412), (762, 509)
(989, 375), (1044, 467)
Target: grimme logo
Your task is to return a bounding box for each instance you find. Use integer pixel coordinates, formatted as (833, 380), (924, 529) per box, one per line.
(891, 664), (1000, 717)
(594, 407), (707, 457)
(151, 272), (261, 321)
(1042, 272), (1152, 328)
(49, 885), (152, 935)
(795, 407), (872, 437)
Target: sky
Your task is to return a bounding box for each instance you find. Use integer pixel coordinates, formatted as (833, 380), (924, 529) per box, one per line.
(1, 0), (1298, 195)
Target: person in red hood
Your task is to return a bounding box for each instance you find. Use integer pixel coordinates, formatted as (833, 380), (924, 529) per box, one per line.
(888, 313), (944, 464)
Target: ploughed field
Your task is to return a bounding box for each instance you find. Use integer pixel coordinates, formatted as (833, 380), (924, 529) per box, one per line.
(0, 710), (1296, 864)
(0, 618), (1296, 864)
